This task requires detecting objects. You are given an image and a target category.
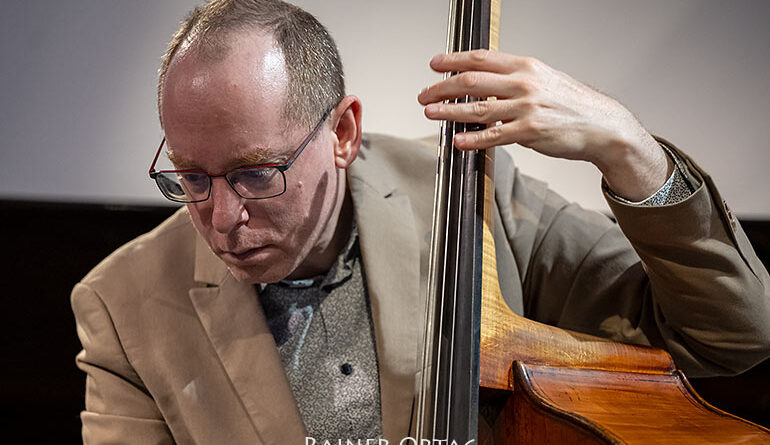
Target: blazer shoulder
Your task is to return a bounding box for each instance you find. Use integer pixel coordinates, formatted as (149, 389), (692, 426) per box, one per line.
(78, 206), (197, 301)
(355, 133), (436, 180)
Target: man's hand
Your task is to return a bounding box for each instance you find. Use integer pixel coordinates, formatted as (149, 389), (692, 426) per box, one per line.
(417, 50), (672, 202)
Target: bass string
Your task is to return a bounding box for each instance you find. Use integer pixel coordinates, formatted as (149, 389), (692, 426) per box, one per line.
(431, 0), (462, 437)
(440, 0), (478, 438)
(417, 0), (483, 439)
(416, 0), (458, 438)
(429, 0), (458, 435)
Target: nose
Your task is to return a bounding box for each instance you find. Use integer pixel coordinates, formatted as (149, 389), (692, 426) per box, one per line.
(209, 177), (248, 234)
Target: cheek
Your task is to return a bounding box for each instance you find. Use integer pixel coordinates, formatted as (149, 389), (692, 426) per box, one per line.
(243, 199), (294, 228)
(258, 178), (323, 235)
(284, 170), (321, 210)
(186, 202), (210, 231)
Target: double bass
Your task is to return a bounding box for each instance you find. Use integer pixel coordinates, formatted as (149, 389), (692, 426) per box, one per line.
(414, 0), (770, 443)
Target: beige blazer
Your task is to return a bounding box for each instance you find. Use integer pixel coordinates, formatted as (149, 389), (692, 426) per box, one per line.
(72, 134), (770, 444)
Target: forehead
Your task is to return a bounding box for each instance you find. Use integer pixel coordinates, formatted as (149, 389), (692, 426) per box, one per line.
(160, 31), (301, 171)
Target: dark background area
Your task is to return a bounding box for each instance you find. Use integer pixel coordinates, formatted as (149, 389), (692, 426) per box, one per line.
(0, 199), (767, 443)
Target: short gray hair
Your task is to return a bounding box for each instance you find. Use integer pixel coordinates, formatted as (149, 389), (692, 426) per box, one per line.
(158, 0), (345, 128)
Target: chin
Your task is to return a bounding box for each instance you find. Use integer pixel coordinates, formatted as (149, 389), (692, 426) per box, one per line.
(225, 262), (293, 284)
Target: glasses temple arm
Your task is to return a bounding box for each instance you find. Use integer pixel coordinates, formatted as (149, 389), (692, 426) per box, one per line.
(148, 137), (166, 175)
(283, 109), (332, 169)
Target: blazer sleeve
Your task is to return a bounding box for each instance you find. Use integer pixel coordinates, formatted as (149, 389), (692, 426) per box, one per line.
(72, 282), (175, 445)
(503, 144), (770, 378)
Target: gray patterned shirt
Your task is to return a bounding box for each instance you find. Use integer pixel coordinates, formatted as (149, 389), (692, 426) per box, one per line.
(258, 226), (382, 441)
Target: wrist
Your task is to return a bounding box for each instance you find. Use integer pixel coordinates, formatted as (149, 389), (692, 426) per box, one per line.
(596, 132), (673, 202)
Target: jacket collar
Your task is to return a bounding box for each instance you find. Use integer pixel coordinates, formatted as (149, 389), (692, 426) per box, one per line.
(189, 231), (307, 444)
(348, 141), (423, 441)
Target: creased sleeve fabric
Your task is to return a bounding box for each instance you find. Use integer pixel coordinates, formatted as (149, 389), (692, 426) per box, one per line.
(506, 140), (770, 378)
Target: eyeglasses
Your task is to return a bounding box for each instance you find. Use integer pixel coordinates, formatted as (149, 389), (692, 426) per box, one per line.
(148, 109), (331, 203)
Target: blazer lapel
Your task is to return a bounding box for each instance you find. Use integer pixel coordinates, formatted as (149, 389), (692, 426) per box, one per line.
(188, 234), (306, 444)
(348, 161), (423, 441)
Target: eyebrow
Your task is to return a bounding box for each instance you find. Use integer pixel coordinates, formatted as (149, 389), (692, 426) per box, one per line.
(165, 149), (196, 170)
(166, 146), (277, 171)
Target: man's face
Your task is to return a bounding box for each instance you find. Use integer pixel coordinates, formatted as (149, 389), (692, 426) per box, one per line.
(160, 32), (346, 283)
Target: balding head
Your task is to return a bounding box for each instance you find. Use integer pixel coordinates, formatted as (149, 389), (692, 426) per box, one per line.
(158, 0), (344, 129)
(161, 29), (292, 161)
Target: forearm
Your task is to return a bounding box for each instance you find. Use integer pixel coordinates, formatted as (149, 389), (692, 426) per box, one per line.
(512, 143), (770, 377)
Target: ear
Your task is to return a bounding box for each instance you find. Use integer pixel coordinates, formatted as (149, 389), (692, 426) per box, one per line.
(330, 95), (362, 169)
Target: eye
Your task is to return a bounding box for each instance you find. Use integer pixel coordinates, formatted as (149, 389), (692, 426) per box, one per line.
(178, 172), (209, 194)
(234, 168), (276, 185)
(157, 174), (185, 196)
(229, 167), (282, 196)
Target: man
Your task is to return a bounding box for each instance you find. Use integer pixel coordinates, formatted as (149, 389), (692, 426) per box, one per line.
(72, 0), (770, 444)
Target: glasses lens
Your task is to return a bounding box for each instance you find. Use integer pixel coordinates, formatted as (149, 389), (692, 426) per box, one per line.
(228, 167), (285, 199)
(155, 171), (209, 202)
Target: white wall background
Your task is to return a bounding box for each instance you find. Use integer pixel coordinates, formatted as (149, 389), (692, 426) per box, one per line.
(1, 0), (769, 216)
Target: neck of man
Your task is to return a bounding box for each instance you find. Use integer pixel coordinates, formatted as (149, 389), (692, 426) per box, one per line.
(286, 176), (354, 281)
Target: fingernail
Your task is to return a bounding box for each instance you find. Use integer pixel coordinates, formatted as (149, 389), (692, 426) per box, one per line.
(454, 133), (466, 145)
(431, 54), (444, 64)
(425, 104), (438, 114)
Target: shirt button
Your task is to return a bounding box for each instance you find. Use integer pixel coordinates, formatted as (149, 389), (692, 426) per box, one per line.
(340, 363), (353, 375)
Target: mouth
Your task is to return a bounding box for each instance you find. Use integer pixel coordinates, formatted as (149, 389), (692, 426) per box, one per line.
(219, 245), (272, 264)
